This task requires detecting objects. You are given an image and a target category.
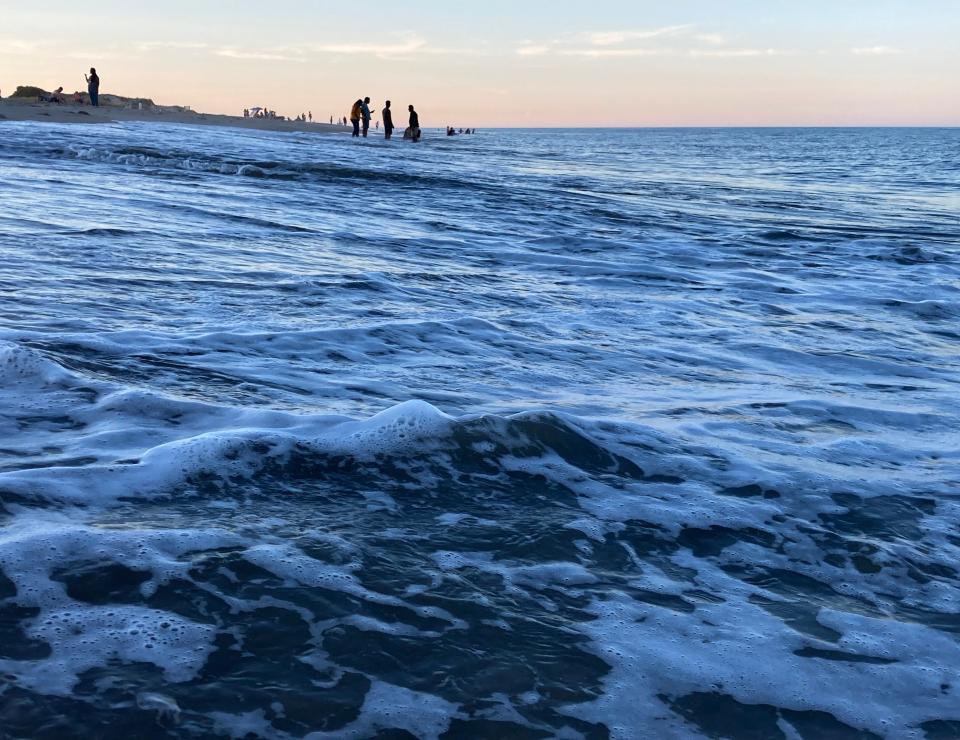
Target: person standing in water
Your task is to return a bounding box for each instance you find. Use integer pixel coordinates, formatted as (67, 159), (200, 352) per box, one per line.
(408, 104), (421, 142)
(382, 100), (394, 140)
(350, 99), (362, 137)
(360, 96), (373, 138)
(85, 67), (99, 107)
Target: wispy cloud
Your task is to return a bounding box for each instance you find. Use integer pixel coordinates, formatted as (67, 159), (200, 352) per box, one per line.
(586, 25), (691, 46)
(694, 33), (726, 45)
(134, 34), (478, 63)
(216, 48), (304, 62)
(137, 41), (210, 52)
(305, 34), (491, 59)
(514, 25), (788, 61)
(561, 48), (666, 58)
(851, 45), (901, 56)
(0, 39), (42, 54)
(202, 34), (463, 62)
(62, 50), (128, 61)
(516, 45), (551, 57)
(310, 35), (427, 58)
(689, 48), (787, 58)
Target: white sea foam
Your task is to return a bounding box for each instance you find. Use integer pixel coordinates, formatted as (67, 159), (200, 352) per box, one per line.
(304, 680), (459, 740)
(14, 605), (216, 695)
(563, 561), (960, 739)
(0, 513), (241, 694)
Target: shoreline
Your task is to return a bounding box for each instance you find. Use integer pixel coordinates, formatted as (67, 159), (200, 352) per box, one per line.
(0, 98), (352, 135)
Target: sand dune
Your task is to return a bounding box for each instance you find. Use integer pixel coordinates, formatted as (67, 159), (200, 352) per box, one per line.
(0, 97), (350, 135)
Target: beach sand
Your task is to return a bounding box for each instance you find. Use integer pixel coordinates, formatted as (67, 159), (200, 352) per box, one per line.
(0, 97), (351, 135)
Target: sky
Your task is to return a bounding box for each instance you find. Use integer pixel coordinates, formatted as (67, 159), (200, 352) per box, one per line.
(1, 0), (957, 126)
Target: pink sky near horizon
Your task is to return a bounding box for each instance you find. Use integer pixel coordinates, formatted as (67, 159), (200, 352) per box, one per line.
(1, 2), (958, 127)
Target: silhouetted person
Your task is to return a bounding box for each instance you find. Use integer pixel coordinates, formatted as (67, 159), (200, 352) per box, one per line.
(408, 105), (421, 142)
(382, 100), (394, 140)
(350, 99), (362, 137)
(361, 96), (372, 137)
(85, 67), (99, 107)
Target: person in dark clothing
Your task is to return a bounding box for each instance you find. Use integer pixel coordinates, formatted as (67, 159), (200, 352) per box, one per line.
(408, 104), (421, 142)
(85, 67), (99, 107)
(382, 100), (394, 140)
(360, 96), (372, 138)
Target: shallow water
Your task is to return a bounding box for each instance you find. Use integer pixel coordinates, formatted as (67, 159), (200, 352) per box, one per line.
(0, 122), (958, 739)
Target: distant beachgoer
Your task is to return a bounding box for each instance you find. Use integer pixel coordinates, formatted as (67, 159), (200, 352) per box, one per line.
(309, 111), (312, 122)
(350, 99), (362, 137)
(85, 68), (99, 107)
(408, 105), (421, 142)
(382, 100), (394, 140)
(42, 86), (65, 103)
(361, 97), (372, 138)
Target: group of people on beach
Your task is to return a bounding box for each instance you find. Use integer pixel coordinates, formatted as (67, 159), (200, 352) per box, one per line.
(244, 107), (283, 119)
(25, 66), (435, 143)
(36, 68), (99, 106)
(349, 97), (421, 142)
(240, 98), (422, 141)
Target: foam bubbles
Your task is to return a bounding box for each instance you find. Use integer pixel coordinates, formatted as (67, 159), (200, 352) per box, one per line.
(317, 399), (453, 458)
(304, 680), (459, 740)
(5, 605), (216, 695)
(0, 515), (235, 696)
(0, 343), (75, 386)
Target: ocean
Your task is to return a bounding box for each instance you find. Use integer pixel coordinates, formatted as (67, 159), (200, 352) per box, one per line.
(0, 123), (958, 739)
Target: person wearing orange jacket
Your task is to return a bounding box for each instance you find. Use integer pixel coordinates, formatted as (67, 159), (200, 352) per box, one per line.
(349, 99), (362, 138)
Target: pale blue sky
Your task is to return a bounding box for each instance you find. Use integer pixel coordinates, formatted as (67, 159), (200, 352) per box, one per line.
(2, 1), (957, 125)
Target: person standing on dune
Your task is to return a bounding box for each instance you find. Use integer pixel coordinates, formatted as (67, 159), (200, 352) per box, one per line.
(382, 100), (394, 140)
(84, 67), (99, 107)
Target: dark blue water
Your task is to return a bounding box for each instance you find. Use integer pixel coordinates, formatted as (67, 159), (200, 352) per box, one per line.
(0, 123), (958, 739)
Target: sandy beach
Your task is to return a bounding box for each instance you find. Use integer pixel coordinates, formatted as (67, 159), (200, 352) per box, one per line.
(0, 97), (351, 134)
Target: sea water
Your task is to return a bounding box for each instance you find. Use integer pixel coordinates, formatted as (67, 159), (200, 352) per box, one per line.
(0, 123), (958, 739)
